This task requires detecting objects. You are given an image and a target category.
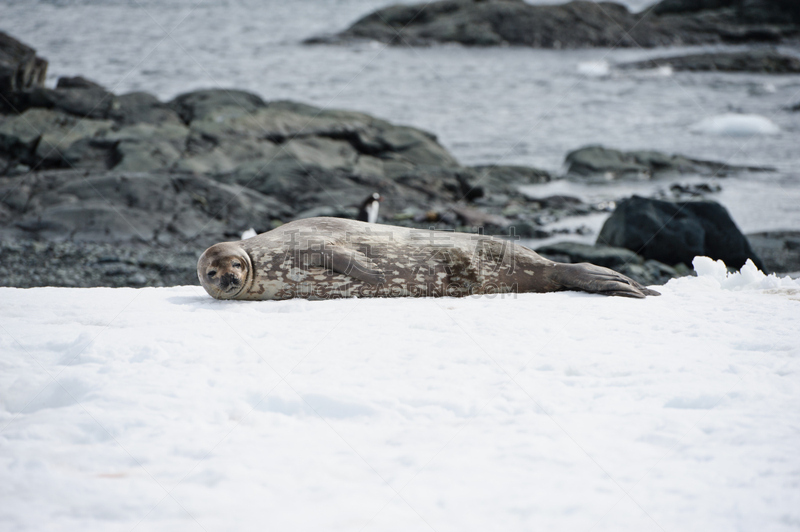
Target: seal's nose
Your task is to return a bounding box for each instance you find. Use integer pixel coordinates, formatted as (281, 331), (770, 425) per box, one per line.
(219, 272), (240, 290)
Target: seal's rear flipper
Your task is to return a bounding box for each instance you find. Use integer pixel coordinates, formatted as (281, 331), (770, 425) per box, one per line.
(329, 246), (386, 285)
(551, 262), (661, 298)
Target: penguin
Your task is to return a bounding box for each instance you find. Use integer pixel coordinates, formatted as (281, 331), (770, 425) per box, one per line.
(357, 192), (383, 224)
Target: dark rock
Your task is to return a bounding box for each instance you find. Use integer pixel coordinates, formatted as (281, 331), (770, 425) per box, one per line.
(654, 0), (800, 24)
(0, 31), (48, 110)
(306, 0), (800, 48)
(597, 195), (765, 270)
(56, 76), (105, 90)
(13, 85), (118, 119)
(652, 0), (735, 15)
(565, 145), (773, 180)
(619, 49), (800, 73)
(168, 89), (267, 123)
(746, 231), (800, 273)
(535, 240), (682, 285)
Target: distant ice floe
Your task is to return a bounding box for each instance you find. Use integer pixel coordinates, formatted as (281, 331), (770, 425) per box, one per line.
(577, 60), (610, 77)
(669, 256), (800, 292)
(689, 113), (780, 137)
(240, 227), (257, 240)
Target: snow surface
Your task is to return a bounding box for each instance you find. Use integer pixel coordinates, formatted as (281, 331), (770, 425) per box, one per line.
(2, 259), (799, 532)
(689, 113), (781, 137)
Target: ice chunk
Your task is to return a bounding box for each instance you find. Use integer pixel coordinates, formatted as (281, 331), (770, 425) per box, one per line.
(689, 113), (780, 137)
(577, 60), (610, 77)
(690, 256), (800, 291)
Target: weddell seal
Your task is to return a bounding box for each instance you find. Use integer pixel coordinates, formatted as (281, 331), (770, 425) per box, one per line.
(197, 217), (660, 300)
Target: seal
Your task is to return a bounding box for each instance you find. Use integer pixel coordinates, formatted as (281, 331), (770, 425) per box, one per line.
(197, 217), (660, 300)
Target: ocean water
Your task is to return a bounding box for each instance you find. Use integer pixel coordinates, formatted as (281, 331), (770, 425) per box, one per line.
(3, 0), (800, 239)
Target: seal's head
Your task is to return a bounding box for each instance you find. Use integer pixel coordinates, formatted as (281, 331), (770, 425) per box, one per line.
(197, 242), (253, 300)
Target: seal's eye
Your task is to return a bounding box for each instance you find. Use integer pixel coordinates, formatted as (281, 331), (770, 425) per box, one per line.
(232, 261), (242, 269)
(208, 270), (217, 278)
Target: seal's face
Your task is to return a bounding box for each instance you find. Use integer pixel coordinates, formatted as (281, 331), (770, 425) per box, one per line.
(197, 242), (252, 300)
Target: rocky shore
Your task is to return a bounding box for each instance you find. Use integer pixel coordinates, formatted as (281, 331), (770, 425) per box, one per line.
(1, 29), (786, 289)
(306, 0), (800, 48)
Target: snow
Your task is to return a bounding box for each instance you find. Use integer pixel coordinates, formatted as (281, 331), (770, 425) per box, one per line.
(689, 113), (781, 137)
(2, 260), (799, 531)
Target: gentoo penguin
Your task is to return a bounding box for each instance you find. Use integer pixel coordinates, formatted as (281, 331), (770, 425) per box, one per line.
(357, 192), (382, 223)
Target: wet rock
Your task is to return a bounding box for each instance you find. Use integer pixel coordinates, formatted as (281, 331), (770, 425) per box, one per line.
(306, 0), (800, 48)
(565, 145), (773, 180)
(746, 231), (800, 273)
(597, 195), (765, 270)
(619, 49), (800, 73)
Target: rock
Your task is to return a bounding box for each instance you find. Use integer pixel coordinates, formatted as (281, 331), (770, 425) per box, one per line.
(168, 89), (267, 123)
(597, 195), (765, 270)
(0, 108), (113, 168)
(0, 31), (47, 110)
(619, 49), (800, 73)
(651, 0), (735, 15)
(654, 0), (800, 24)
(12, 85), (118, 119)
(536, 241), (643, 268)
(658, 182), (722, 200)
(746, 231), (800, 273)
(535, 240), (681, 285)
(104, 122), (190, 172)
(0, 170), (293, 248)
(110, 91), (184, 126)
(564, 145), (773, 180)
(306, 0), (800, 48)
(469, 164), (551, 198)
(56, 76), (105, 90)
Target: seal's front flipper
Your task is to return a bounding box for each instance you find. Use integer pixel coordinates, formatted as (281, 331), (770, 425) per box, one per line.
(329, 247), (386, 285)
(551, 262), (661, 298)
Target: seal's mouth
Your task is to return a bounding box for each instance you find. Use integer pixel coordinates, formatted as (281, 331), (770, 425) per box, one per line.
(218, 272), (242, 293)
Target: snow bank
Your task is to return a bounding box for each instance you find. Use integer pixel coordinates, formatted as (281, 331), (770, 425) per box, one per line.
(689, 113), (780, 137)
(1, 261), (799, 531)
